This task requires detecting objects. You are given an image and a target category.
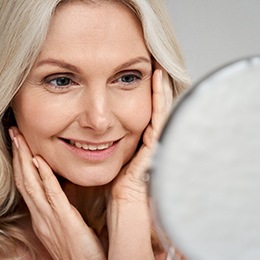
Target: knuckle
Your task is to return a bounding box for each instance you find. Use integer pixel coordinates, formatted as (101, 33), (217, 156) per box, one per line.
(32, 221), (50, 239)
(14, 178), (24, 192)
(45, 189), (64, 208)
(23, 180), (36, 196)
(46, 188), (62, 199)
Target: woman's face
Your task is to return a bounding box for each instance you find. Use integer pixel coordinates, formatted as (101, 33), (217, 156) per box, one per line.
(12, 2), (152, 186)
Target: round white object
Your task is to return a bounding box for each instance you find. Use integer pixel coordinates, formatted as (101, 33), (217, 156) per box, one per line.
(151, 56), (260, 260)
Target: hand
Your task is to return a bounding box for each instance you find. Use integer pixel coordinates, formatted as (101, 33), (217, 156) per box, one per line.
(9, 127), (105, 260)
(107, 65), (173, 259)
(110, 65), (173, 201)
(109, 64), (173, 201)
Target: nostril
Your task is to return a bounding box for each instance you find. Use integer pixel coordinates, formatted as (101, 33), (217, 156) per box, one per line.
(77, 109), (113, 133)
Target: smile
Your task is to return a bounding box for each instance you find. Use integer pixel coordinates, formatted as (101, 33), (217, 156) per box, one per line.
(60, 137), (120, 161)
(69, 140), (114, 151)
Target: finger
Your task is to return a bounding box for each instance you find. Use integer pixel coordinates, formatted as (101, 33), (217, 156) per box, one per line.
(33, 158), (106, 259)
(139, 67), (173, 179)
(33, 156), (98, 232)
(153, 60), (173, 110)
(11, 136), (25, 194)
(33, 156), (74, 216)
(152, 69), (173, 137)
(151, 69), (166, 138)
(11, 128), (83, 219)
(162, 69), (174, 107)
(9, 130), (106, 259)
(10, 127), (69, 209)
(10, 130), (51, 215)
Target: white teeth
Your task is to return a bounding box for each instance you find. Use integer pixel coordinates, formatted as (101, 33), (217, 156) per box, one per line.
(70, 140), (113, 151)
(82, 144), (89, 150)
(88, 144), (97, 151)
(75, 142), (82, 148)
(97, 143), (110, 150)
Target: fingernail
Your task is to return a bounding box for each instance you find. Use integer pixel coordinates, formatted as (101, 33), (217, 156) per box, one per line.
(13, 137), (19, 149)
(32, 158), (39, 169)
(8, 128), (14, 141)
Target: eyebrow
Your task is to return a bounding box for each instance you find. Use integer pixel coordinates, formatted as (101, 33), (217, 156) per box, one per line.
(115, 56), (152, 71)
(35, 59), (81, 73)
(34, 56), (152, 73)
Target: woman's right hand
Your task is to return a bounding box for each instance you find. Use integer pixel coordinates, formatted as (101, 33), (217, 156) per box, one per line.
(9, 127), (105, 260)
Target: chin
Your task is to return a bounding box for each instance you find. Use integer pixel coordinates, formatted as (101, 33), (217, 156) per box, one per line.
(55, 169), (118, 187)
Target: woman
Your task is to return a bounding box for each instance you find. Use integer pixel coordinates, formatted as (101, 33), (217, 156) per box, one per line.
(0, 0), (190, 259)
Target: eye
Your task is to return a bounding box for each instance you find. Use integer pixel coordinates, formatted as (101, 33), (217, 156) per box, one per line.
(114, 71), (142, 85)
(120, 74), (139, 83)
(42, 74), (78, 93)
(49, 77), (73, 88)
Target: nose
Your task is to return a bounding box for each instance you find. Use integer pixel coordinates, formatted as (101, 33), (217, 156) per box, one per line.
(77, 87), (113, 134)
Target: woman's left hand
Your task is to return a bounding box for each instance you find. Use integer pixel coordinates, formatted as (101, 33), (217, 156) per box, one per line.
(107, 64), (173, 259)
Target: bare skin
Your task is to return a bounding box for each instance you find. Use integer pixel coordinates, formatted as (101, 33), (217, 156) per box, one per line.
(9, 2), (174, 259)
(10, 67), (173, 259)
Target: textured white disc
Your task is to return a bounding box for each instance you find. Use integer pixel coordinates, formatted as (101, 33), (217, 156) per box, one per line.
(152, 56), (260, 260)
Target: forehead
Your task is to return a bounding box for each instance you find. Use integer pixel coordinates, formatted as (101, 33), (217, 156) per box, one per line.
(36, 0), (149, 63)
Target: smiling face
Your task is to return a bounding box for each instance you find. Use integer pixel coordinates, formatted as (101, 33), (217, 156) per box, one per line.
(12, 1), (152, 186)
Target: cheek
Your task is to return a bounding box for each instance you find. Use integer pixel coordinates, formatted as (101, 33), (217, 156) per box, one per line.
(119, 89), (152, 133)
(135, 99), (152, 130)
(12, 94), (67, 148)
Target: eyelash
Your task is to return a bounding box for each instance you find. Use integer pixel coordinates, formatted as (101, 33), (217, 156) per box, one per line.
(44, 74), (76, 89)
(112, 71), (143, 88)
(43, 71), (143, 91)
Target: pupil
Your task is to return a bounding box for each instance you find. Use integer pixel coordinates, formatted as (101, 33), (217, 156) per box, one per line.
(122, 75), (134, 83)
(57, 77), (69, 86)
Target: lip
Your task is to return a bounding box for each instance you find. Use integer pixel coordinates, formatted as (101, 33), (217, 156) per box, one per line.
(59, 137), (121, 161)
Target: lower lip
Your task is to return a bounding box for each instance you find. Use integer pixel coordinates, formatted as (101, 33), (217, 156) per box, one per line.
(61, 139), (119, 161)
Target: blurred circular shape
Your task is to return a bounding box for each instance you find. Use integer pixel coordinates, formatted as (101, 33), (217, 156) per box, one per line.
(151, 56), (260, 260)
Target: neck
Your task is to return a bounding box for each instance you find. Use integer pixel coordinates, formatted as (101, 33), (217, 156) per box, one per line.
(60, 179), (109, 254)
(60, 178), (108, 231)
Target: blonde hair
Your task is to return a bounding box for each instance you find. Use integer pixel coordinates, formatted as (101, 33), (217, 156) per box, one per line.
(123, 0), (190, 93)
(0, 0), (189, 257)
